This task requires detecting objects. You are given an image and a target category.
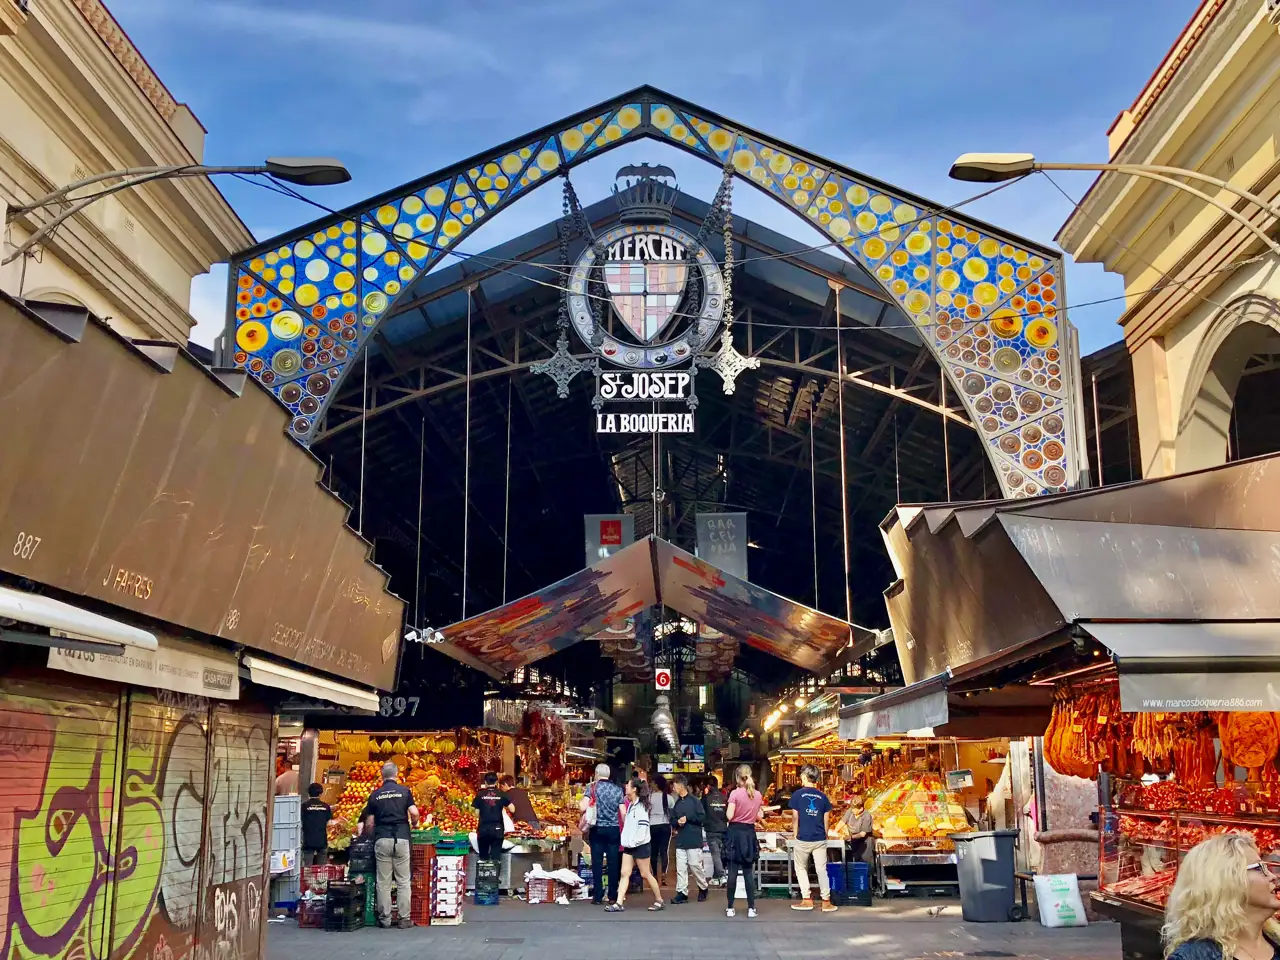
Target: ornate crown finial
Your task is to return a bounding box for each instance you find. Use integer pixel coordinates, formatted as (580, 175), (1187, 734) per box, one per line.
(612, 163), (678, 223)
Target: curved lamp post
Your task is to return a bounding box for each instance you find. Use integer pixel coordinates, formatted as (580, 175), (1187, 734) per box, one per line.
(2, 157), (350, 267)
(948, 152), (1280, 256)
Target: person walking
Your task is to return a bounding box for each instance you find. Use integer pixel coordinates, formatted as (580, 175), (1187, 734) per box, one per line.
(580, 764), (624, 905)
(472, 772), (514, 863)
(724, 764), (764, 918)
(648, 774), (674, 886)
(789, 764), (837, 913)
(300, 782), (332, 867)
(670, 775), (708, 904)
(360, 762), (419, 928)
(703, 777), (728, 886)
(606, 777), (664, 912)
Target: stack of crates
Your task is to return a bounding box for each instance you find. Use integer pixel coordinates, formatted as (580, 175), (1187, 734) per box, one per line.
(846, 861), (873, 906)
(324, 878), (366, 932)
(431, 855), (466, 925)
(826, 861), (847, 904)
(409, 840), (436, 926)
(474, 859), (500, 906)
(269, 796), (302, 910)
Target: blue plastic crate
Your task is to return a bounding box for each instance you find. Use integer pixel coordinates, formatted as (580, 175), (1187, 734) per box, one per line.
(473, 889), (499, 906)
(847, 861), (870, 893)
(826, 861), (846, 893)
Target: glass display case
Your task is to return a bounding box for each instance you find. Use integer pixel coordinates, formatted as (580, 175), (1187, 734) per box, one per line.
(1099, 805), (1280, 916)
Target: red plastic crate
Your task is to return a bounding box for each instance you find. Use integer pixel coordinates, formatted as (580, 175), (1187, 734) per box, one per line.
(301, 864), (346, 897)
(298, 898), (327, 928)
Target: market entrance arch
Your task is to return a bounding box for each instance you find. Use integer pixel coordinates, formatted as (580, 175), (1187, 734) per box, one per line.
(223, 87), (1085, 499)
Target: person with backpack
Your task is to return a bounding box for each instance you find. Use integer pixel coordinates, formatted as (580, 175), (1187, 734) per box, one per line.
(648, 774), (674, 886)
(670, 775), (709, 904)
(702, 777), (729, 886)
(579, 763), (624, 905)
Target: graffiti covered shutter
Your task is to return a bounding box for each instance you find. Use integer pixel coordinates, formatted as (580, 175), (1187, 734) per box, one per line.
(0, 673), (124, 960)
(195, 703), (271, 960)
(110, 692), (211, 960)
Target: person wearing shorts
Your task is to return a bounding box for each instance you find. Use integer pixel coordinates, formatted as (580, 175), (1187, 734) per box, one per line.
(606, 777), (664, 912)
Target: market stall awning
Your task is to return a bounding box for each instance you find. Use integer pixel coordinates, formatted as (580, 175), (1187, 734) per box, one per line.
(1084, 622), (1280, 713)
(838, 635), (1057, 738)
(0, 584), (157, 652)
(436, 536), (875, 678)
(880, 453), (1280, 686)
(243, 655), (381, 712)
(0, 293), (405, 690)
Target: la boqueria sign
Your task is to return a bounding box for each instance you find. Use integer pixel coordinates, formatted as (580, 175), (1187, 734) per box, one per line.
(0, 295), (404, 689)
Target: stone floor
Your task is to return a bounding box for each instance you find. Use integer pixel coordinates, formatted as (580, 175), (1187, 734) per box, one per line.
(268, 898), (1120, 960)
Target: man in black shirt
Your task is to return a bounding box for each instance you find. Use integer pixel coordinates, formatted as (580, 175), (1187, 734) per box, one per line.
(360, 762), (419, 928)
(472, 772), (514, 862)
(300, 783), (332, 866)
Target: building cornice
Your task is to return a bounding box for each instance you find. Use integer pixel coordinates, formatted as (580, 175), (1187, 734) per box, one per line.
(13, 2), (252, 264)
(1058, 0), (1263, 258)
(69, 0), (177, 121)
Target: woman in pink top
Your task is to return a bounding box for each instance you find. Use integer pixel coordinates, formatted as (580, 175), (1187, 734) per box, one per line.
(723, 764), (765, 917)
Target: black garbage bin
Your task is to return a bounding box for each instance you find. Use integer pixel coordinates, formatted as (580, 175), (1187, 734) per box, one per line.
(950, 830), (1019, 922)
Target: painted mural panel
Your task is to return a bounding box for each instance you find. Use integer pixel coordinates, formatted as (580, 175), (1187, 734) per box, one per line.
(0, 677), (271, 960)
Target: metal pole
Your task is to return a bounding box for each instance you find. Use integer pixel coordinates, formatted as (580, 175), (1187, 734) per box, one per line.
(502, 377), (513, 603)
(832, 282), (853, 626)
(1091, 370), (1104, 486)
(414, 416), (425, 627)
(940, 373), (952, 502)
(462, 287), (474, 620)
(810, 391), (819, 609)
(357, 345), (368, 535)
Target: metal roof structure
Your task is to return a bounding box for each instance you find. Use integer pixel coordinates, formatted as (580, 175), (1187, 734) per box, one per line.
(312, 188), (990, 695)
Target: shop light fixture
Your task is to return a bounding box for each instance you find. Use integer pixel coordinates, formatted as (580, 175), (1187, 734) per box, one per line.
(794, 696), (806, 708)
(779, 703), (788, 713)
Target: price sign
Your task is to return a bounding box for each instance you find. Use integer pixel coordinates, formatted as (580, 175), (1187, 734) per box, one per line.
(655, 668), (672, 691)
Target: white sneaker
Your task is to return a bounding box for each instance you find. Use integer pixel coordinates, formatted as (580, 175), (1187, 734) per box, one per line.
(726, 907), (736, 918)
(748, 908), (757, 918)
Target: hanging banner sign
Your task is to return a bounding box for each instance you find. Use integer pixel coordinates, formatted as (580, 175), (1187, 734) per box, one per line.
(585, 514), (635, 565)
(696, 512), (748, 580)
(655, 667), (673, 691)
(48, 635), (240, 699)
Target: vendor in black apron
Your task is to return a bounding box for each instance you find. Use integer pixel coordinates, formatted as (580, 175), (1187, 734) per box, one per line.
(472, 772), (514, 862)
(841, 793), (876, 878)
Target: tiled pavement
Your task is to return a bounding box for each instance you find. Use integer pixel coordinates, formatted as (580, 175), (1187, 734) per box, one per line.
(269, 898), (1120, 960)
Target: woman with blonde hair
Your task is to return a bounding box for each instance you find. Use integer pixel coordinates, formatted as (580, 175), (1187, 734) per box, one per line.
(1163, 832), (1280, 960)
(723, 764), (765, 918)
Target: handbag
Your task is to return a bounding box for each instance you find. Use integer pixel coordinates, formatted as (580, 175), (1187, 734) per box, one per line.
(577, 783), (597, 833)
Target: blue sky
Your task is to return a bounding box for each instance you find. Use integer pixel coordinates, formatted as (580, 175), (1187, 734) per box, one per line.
(108, 0), (1200, 354)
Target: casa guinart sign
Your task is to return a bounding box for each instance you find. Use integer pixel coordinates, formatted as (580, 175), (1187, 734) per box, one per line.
(534, 163), (755, 434)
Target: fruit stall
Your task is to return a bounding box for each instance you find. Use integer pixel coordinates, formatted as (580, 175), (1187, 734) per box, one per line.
(1041, 674), (1280, 957)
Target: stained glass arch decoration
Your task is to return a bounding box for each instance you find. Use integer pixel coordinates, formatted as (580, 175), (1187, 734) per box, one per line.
(222, 86), (1086, 499)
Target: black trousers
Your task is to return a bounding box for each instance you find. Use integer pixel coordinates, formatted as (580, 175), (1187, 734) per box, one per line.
(477, 826), (504, 861)
(589, 825), (622, 903)
(649, 824), (672, 877)
(726, 861), (756, 909)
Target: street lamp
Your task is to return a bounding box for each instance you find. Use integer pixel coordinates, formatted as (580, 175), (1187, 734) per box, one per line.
(948, 152), (1280, 256)
(2, 157), (350, 267)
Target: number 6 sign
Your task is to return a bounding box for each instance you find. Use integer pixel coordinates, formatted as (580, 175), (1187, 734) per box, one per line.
(654, 668), (672, 691)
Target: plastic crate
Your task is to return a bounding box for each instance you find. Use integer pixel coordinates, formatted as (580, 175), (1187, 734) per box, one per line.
(826, 861), (846, 893)
(301, 864), (345, 896)
(846, 861), (871, 892)
(271, 796), (301, 852)
(297, 898), (326, 928)
(473, 888), (499, 906)
(411, 827), (442, 844)
(270, 874), (300, 909)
